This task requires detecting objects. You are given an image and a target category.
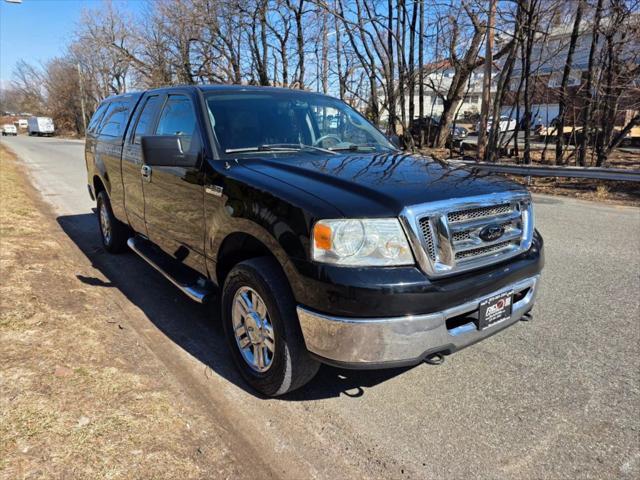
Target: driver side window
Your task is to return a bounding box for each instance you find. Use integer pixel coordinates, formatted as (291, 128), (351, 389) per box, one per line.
(155, 95), (198, 152)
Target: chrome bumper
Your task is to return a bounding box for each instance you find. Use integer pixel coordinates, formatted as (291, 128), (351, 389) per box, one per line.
(297, 275), (540, 366)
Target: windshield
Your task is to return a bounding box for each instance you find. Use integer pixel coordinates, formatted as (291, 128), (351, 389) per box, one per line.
(205, 91), (395, 155)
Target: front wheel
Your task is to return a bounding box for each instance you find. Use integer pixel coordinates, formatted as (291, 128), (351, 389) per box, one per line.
(222, 257), (320, 396)
(96, 191), (129, 253)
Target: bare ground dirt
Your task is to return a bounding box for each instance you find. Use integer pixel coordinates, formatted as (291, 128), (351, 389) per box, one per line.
(0, 145), (273, 479)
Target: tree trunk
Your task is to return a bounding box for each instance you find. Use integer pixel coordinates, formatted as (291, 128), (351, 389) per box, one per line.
(335, 14), (346, 100)
(555, 0), (584, 165)
(577, 0), (603, 166)
(407, 0), (418, 144)
(520, 0), (538, 164)
(321, 12), (329, 94)
(487, 18), (520, 163)
(418, 0), (424, 146)
(295, 0), (305, 88)
(387, 0), (396, 134)
(478, 0), (496, 161)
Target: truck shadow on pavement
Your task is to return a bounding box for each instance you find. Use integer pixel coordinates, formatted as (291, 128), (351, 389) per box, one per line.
(57, 213), (417, 400)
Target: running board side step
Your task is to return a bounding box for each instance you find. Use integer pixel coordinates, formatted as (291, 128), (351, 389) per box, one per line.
(127, 237), (213, 303)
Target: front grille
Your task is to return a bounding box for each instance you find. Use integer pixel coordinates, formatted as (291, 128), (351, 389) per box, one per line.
(451, 220), (515, 244)
(455, 240), (512, 260)
(447, 204), (511, 223)
(406, 193), (534, 277)
(452, 230), (471, 242)
(418, 218), (436, 261)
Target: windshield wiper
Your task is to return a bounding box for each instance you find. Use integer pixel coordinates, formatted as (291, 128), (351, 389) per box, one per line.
(328, 144), (378, 152)
(262, 143), (338, 154)
(225, 143), (337, 155)
(225, 145), (284, 153)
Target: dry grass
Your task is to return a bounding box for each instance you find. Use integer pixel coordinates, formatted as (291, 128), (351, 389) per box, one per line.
(0, 145), (243, 479)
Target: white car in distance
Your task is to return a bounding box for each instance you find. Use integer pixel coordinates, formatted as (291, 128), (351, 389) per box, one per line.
(1, 124), (18, 136)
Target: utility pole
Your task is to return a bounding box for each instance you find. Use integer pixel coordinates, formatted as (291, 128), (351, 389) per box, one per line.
(477, 0), (496, 161)
(77, 63), (87, 134)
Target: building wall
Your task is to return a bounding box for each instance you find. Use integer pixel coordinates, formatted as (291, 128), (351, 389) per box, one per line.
(407, 93), (482, 119)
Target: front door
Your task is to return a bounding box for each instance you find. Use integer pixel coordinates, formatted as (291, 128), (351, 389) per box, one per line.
(142, 93), (206, 274)
(122, 94), (164, 235)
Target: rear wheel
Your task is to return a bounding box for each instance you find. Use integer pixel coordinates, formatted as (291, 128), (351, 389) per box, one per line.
(97, 191), (129, 253)
(222, 257), (320, 396)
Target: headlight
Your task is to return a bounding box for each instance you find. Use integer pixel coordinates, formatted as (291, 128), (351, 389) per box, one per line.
(312, 219), (414, 266)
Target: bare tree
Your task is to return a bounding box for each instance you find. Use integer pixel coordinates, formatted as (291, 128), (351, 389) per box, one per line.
(7, 0), (636, 162)
(11, 60), (46, 114)
(577, 0), (604, 166)
(555, 0), (585, 164)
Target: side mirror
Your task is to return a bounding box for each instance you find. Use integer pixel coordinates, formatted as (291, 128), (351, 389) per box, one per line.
(141, 135), (198, 167)
(388, 134), (402, 149)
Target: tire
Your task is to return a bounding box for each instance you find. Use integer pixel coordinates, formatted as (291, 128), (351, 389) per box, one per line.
(96, 191), (129, 253)
(222, 257), (320, 396)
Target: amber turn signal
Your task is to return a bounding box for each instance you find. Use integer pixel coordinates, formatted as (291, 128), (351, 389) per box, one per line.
(313, 223), (332, 250)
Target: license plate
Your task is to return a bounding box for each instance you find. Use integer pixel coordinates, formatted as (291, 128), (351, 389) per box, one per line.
(478, 291), (513, 330)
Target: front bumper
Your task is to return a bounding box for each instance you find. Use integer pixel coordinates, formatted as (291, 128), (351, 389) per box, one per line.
(297, 274), (540, 368)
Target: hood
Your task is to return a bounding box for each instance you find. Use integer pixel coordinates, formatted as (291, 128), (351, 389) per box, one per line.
(240, 152), (527, 217)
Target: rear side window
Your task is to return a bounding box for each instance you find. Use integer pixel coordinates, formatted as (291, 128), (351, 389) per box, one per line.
(133, 95), (162, 144)
(87, 102), (109, 134)
(99, 101), (130, 137)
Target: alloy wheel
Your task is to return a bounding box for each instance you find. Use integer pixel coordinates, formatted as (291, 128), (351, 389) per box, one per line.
(99, 201), (112, 245)
(232, 286), (276, 372)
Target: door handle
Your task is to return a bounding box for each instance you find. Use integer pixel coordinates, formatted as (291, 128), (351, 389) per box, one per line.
(141, 164), (152, 181)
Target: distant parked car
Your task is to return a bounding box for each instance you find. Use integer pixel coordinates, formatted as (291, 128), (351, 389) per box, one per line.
(27, 116), (55, 136)
(1, 124), (17, 136)
(451, 125), (469, 138)
(17, 119), (28, 129)
(409, 116), (468, 144)
(478, 116), (517, 133)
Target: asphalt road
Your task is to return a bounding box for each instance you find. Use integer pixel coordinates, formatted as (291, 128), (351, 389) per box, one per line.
(3, 134), (640, 479)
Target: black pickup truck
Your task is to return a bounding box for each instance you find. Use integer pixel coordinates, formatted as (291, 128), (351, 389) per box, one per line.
(85, 85), (543, 396)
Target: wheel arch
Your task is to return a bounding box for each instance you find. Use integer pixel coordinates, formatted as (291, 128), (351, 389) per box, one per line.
(215, 231), (288, 288)
(93, 175), (107, 197)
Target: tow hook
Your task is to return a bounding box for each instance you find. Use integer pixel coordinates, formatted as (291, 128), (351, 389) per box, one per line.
(424, 353), (445, 365)
(520, 310), (533, 322)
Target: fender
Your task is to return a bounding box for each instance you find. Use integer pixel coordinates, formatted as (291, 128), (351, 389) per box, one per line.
(205, 196), (311, 295)
(202, 160), (341, 296)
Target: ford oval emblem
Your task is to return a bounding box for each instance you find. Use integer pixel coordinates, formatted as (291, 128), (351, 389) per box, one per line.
(479, 224), (505, 242)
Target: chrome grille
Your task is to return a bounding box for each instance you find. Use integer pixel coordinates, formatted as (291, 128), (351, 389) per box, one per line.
(452, 230), (471, 242)
(402, 192), (534, 278)
(455, 240), (512, 260)
(447, 204), (511, 223)
(418, 218), (436, 261)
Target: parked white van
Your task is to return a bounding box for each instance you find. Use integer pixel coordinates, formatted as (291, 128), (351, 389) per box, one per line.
(27, 116), (55, 136)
